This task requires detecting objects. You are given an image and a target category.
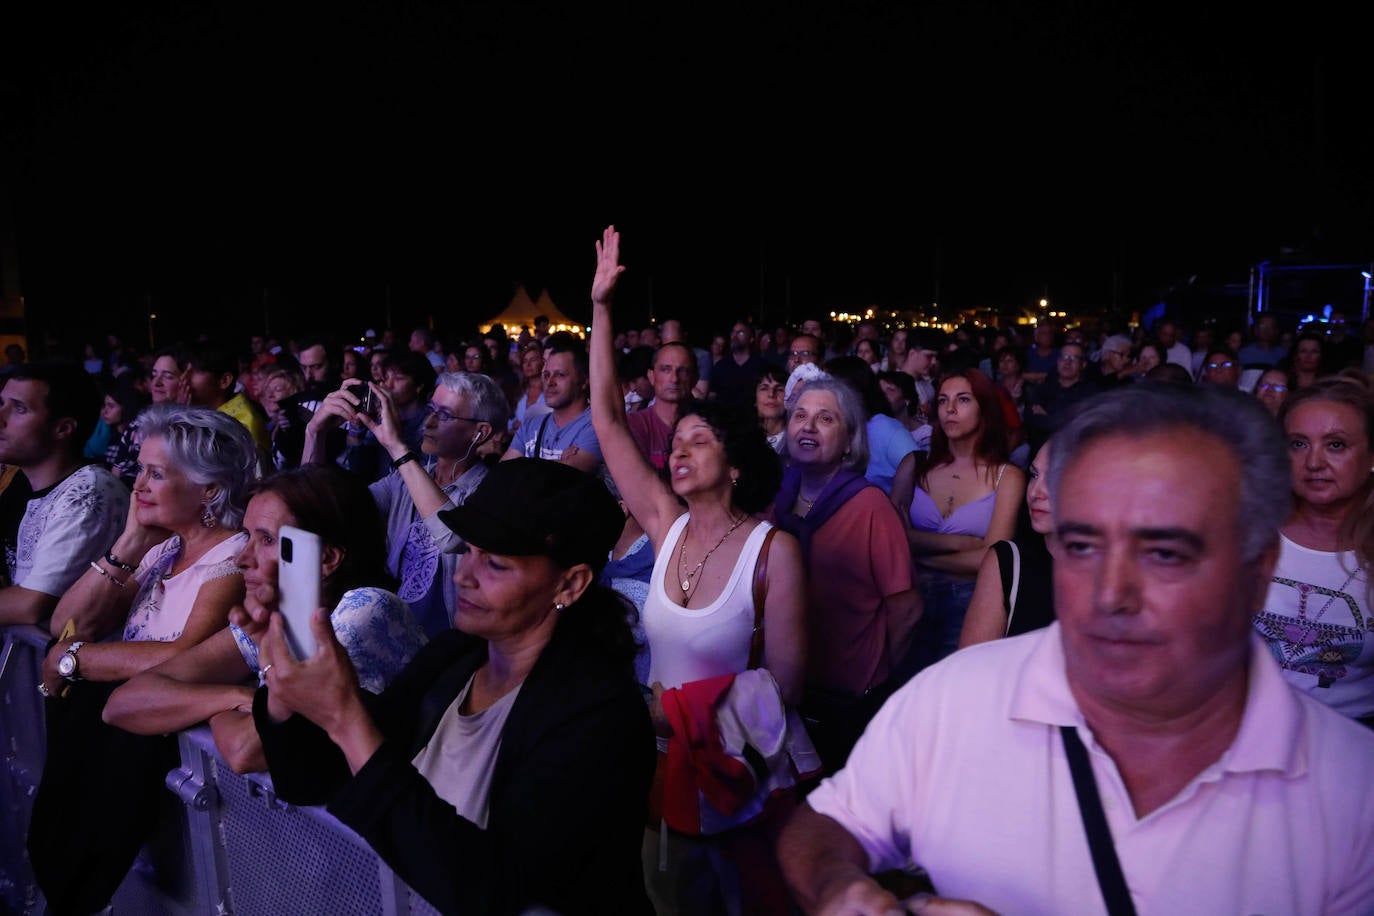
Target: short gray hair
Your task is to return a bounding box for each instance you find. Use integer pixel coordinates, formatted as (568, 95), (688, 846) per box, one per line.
(135, 404), (260, 528)
(794, 377), (869, 474)
(1048, 383), (1289, 562)
(436, 371), (510, 429)
(1101, 334), (1132, 355)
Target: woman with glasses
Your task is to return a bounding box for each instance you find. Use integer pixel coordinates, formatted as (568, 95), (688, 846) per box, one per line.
(1255, 368), (1292, 415)
(302, 371), (509, 636)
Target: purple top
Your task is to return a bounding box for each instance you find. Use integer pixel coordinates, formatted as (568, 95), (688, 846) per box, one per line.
(909, 487), (996, 538)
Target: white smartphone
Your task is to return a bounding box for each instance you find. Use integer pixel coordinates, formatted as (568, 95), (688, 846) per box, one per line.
(277, 525), (322, 661)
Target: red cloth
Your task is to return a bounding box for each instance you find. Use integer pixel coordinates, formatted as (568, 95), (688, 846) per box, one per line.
(660, 674), (756, 832)
(994, 384), (1022, 431)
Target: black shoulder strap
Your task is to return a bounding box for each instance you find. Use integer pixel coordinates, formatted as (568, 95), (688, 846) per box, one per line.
(993, 540), (1015, 614)
(1060, 726), (1138, 916)
(532, 412), (551, 459)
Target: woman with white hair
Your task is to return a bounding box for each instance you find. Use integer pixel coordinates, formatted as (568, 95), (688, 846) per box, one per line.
(46, 404), (260, 675)
(773, 377), (921, 771)
(32, 404), (260, 915)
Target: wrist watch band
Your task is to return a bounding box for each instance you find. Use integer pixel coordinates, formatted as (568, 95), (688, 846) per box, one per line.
(57, 641), (86, 681)
(390, 451), (419, 470)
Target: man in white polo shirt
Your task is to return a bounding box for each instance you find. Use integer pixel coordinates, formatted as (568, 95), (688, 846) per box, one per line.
(779, 384), (1374, 915)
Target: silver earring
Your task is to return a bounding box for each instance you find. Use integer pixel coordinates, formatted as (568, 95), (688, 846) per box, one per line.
(554, 602), (566, 612)
(200, 504), (217, 529)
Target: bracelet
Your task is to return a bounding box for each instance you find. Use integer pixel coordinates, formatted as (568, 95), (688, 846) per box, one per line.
(104, 550), (137, 573)
(89, 560), (126, 588)
(390, 451), (419, 470)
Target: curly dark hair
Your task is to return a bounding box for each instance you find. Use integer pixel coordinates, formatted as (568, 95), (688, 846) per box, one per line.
(676, 401), (782, 514)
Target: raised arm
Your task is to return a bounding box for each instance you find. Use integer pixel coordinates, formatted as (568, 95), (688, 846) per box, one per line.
(588, 226), (682, 546)
(300, 383), (366, 466)
(49, 496), (164, 639)
(358, 382), (453, 520)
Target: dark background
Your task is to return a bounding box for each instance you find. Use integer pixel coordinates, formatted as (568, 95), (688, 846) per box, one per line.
(1, 1), (1369, 352)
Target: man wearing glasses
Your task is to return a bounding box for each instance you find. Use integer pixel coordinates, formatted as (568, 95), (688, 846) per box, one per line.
(1200, 349), (1241, 388)
(1027, 341), (1099, 452)
(1094, 334), (1134, 389)
(303, 371), (509, 636)
(786, 334), (824, 375)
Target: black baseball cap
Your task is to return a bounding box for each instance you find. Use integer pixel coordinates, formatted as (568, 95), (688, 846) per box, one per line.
(437, 459), (623, 572)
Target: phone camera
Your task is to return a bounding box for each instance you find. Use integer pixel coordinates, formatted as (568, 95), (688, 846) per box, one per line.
(281, 537), (293, 562)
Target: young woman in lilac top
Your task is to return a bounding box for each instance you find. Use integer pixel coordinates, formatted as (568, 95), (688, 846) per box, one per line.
(901, 369), (1024, 667)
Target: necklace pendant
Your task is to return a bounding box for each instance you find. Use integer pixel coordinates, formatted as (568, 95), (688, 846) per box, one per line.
(681, 579), (692, 592)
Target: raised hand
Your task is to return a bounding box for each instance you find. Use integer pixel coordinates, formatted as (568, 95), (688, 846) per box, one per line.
(306, 382), (366, 435)
(228, 578), (279, 644)
(356, 381), (405, 457)
(259, 604), (364, 735)
(591, 225), (626, 308)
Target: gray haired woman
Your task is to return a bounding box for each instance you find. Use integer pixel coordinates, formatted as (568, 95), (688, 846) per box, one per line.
(33, 404), (260, 914)
(46, 403), (260, 689)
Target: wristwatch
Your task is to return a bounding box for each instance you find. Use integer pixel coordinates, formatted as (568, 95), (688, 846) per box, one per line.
(57, 641), (86, 681)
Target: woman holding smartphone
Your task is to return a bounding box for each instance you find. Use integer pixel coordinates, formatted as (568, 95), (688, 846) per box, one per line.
(252, 459), (655, 915)
(104, 464), (427, 772)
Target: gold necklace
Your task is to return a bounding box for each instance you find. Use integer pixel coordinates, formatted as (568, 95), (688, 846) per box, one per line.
(798, 467), (840, 512)
(678, 514), (747, 603)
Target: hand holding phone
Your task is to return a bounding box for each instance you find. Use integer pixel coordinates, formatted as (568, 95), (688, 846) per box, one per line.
(277, 525), (322, 661)
(346, 382), (380, 423)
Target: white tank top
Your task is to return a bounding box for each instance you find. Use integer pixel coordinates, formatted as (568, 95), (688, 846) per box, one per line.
(644, 514), (772, 690)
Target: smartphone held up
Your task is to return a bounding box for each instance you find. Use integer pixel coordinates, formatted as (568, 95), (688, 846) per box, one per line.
(277, 525), (322, 661)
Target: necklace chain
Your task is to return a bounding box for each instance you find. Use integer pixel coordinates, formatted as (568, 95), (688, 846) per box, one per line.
(677, 514), (747, 605)
(798, 467), (840, 512)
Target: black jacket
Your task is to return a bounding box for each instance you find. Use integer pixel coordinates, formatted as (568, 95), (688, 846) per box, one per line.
(254, 621), (655, 916)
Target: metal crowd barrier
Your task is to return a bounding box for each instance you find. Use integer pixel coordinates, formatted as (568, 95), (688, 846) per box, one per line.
(0, 626), (440, 915)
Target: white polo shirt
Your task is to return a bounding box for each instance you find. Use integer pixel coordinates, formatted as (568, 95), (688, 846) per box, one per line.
(807, 623), (1374, 915)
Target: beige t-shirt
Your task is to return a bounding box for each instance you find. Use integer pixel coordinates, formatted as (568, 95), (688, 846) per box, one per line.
(411, 674), (522, 829)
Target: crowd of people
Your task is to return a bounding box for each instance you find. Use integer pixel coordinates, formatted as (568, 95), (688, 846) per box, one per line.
(1, 226), (1372, 914)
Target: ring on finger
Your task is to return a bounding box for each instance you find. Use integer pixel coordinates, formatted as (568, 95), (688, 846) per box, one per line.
(37, 681), (51, 698)
(261, 663), (274, 676)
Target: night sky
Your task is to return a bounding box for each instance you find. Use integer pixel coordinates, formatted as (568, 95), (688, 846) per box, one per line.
(1, 1), (1369, 353)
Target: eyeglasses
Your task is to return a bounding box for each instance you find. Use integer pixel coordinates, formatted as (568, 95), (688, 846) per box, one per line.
(1205, 361), (1235, 370)
(789, 349), (816, 358)
(1257, 383), (1289, 394)
(425, 404), (481, 424)
(1058, 355), (1084, 363)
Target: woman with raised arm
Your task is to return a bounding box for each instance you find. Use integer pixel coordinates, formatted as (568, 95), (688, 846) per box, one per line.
(589, 227), (808, 914)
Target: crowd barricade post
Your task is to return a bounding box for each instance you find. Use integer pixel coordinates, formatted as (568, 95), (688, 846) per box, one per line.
(0, 624), (440, 916)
